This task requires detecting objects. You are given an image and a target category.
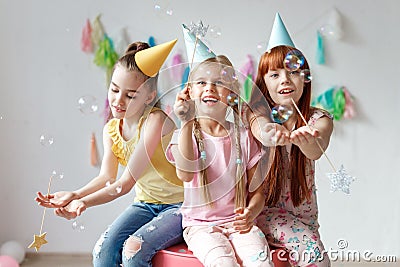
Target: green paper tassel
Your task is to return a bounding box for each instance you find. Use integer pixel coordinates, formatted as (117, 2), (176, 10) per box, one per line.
(333, 87), (345, 120)
(243, 74), (253, 103)
(316, 31), (325, 65)
(94, 34), (119, 83)
(91, 14), (105, 48)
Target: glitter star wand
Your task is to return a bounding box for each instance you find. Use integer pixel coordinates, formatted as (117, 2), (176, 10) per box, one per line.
(28, 174), (54, 251)
(290, 98), (355, 194)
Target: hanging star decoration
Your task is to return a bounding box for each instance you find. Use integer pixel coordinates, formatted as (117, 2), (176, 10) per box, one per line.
(327, 164), (355, 194)
(28, 173), (55, 252)
(290, 98), (355, 194)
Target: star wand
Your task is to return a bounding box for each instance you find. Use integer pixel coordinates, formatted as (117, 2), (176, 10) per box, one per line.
(28, 174), (54, 251)
(290, 98), (355, 194)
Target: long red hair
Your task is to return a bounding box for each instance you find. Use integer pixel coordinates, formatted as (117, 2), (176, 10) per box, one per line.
(252, 46), (312, 207)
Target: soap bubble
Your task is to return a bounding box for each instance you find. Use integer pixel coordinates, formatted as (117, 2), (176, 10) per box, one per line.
(300, 69), (312, 83)
(154, 2), (173, 18)
(39, 134), (54, 146)
(220, 66), (238, 84)
(271, 105), (293, 124)
(209, 26), (222, 38)
(284, 51), (305, 71)
(72, 220), (85, 232)
(77, 95), (98, 114)
(226, 93), (239, 107)
(105, 180), (123, 196)
(256, 41), (267, 55)
(51, 170), (64, 180)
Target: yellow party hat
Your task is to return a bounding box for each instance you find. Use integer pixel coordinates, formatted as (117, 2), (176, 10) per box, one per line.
(135, 39), (177, 77)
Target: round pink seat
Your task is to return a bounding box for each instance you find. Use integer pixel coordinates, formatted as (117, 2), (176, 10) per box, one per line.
(152, 243), (203, 267)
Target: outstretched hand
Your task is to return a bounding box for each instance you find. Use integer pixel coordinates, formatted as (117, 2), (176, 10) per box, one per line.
(290, 126), (319, 147)
(233, 207), (255, 234)
(35, 191), (78, 208)
(54, 199), (87, 220)
(174, 87), (195, 122)
(259, 122), (290, 147)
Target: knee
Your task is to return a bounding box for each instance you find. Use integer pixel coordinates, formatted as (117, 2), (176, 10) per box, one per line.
(204, 246), (240, 267)
(92, 229), (109, 259)
(123, 235), (143, 259)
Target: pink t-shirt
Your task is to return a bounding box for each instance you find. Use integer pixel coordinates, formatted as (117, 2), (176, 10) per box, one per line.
(166, 122), (263, 228)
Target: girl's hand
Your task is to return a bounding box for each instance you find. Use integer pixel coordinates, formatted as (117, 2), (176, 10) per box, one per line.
(233, 207), (254, 234)
(35, 191), (79, 208)
(290, 126), (319, 147)
(54, 199), (86, 220)
(174, 87), (194, 122)
(259, 122), (290, 147)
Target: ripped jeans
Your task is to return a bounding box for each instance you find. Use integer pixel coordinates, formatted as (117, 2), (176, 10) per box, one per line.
(92, 202), (183, 267)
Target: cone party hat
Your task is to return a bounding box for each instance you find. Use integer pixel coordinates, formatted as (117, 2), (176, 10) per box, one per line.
(135, 39), (177, 77)
(267, 13), (295, 50)
(182, 24), (216, 64)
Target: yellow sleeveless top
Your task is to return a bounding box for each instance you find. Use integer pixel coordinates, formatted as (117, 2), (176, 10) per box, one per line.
(107, 107), (183, 204)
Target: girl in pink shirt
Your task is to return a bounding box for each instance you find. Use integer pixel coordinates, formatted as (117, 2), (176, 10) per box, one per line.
(167, 55), (273, 267)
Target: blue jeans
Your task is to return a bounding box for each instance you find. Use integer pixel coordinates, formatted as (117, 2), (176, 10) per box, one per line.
(92, 202), (183, 267)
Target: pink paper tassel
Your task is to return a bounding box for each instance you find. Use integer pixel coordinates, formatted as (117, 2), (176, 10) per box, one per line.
(90, 133), (99, 166)
(81, 19), (93, 53)
(240, 54), (255, 79)
(342, 87), (355, 119)
(169, 53), (185, 82)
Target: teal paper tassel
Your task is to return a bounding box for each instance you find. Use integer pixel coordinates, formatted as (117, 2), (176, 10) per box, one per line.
(181, 66), (190, 88)
(316, 31), (325, 65)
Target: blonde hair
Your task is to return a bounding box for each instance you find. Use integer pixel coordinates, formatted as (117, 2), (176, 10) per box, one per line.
(189, 55), (246, 208)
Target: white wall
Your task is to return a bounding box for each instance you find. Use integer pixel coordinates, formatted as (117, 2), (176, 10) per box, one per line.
(1, 0), (399, 259)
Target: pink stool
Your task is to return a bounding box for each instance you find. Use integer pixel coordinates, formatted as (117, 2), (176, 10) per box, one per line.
(153, 243), (289, 266)
(152, 242), (203, 267)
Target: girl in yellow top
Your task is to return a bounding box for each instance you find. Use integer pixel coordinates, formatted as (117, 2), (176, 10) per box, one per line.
(36, 41), (183, 267)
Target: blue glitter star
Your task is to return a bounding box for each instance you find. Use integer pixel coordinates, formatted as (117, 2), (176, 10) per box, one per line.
(327, 164), (355, 194)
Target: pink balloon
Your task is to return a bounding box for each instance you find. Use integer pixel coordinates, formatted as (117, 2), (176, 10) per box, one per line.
(0, 255), (19, 267)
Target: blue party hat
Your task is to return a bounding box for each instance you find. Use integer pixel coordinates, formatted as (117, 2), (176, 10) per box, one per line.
(267, 13), (295, 50)
(182, 24), (216, 64)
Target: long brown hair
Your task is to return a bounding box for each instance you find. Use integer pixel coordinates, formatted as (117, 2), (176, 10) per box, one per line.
(106, 42), (160, 122)
(253, 46), (312, 207)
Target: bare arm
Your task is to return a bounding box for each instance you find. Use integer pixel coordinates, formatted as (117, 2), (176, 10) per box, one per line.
(123, 110), (176, 180)
(170, 87), (198, 182)
(55, 111), (176, 218)
(290, 115), (333, 160)
(170, 120), (196, 182)
(73, 125), (120, 197)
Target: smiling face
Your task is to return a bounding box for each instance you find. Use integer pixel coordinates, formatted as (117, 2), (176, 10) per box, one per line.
(108, 65), (154, 120)
(254, 46), (312, 118)
(263, 68), (304, 107)
(188, 62), (234, 118)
